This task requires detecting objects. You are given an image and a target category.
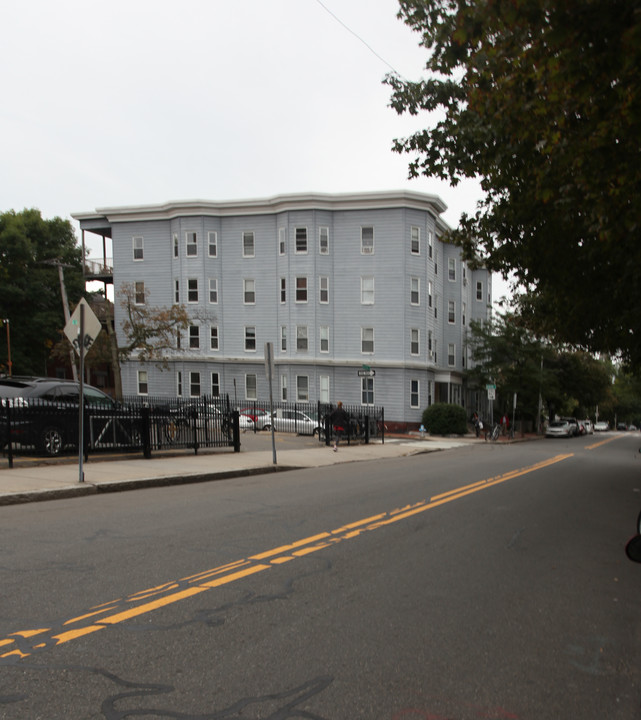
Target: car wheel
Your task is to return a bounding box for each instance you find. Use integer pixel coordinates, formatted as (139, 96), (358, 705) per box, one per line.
(41, 426), (64, 456)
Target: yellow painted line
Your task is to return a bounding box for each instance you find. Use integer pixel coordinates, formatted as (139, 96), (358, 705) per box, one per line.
(586, 435), (624, 450)
(2, 452), (575, 660)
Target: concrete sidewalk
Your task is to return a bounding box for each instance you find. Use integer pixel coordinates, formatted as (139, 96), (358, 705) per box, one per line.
(0, 432), (481, 506)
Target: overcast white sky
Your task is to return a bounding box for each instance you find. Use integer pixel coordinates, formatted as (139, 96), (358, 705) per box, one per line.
(1, 0), (509, 302)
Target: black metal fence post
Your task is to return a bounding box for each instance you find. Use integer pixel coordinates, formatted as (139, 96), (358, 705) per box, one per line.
(232, 410), (240, 452)
(5, 401), (13, 468)
(141, 405), (152, 459)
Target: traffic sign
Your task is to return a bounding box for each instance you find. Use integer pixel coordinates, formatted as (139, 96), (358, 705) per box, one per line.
(64, 298), (102, 355)
(358, 369), (375, 377)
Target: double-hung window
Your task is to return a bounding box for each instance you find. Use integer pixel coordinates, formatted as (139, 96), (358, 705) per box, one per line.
(209, 278), (218, 304)
(243, 231), (255, 257)
(410, 227), (420, 255)
(208, 231), (217, 257)
(361, 226), (374, 254)
(319, 276), (329, 304)
(448, 300), (456, 324)
(186, 232), (198, 257)
(190, 371), (201, 397)
(362, 377), (374, 405)
(245, 374), (257, 400)
(134, 281), (145, 305)
(189, 325), (200, 349)
(245, 326), (256, 352)
(476, 281), (484, 301)
(448, 343), (456, 366)
(244, 278), (255, 304)
(280, 278), (286, 303)
(296, 277), (308, 302)
(361, 276), (374, 304)
(361, 327), (374, 354)
(296, 376), (309, 402)
(279, 227), (287, 255)
(410, 380), (420, 408)
(320, 326), (329, 353)
(295, 227), (308, 254)
(410, 328), (419, 356)
(448, 258), (456, 282)
(137, 370), (148, 395)
(296, 326), (308, 351)
(188, 278), (199, 303)
(319, 227), (329, 254)
(410, 277), (420, 306)
(133, 236), (144, 261)
(210, 326), (219, 350)
(281, 326), (287, 352)
(211, 372), (220, 396)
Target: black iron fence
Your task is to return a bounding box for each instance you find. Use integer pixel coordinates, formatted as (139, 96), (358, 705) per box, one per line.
(0, 395), (239, 465)
(237, 400), (385, 446)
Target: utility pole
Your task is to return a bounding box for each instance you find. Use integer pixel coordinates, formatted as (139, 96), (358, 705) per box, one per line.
(41, 259), (78, 381)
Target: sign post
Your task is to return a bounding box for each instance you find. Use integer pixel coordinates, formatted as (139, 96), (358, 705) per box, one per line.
(64, 299), (102, 483)
(265, 342), (276, 465)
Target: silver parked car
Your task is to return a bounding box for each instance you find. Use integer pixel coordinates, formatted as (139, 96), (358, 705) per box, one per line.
(264, 409), (323, 436)
(545, 420), (574, 438)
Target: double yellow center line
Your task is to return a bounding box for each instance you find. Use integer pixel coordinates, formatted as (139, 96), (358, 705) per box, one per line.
(0, 453), (572, 661)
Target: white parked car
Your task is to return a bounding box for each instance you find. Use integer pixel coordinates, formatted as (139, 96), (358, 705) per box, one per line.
(580, 419), (594, 435)
(545, 420), (574, 438)
(594, 421), (609, 432)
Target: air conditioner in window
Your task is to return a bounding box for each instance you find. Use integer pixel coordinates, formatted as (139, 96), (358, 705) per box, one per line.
(362, 247), (373, 255)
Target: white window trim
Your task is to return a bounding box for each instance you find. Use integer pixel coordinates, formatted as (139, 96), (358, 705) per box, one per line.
(410, 226), (420, 255)
(133, 236), (144, 261)
(296, 325), (308, 352)
(361, 226), (374, 255)
(210, 325), (219, 351)
(296, 375), (309, 402)
(295, 227), (308, 254)
(209, 278), (218, 304)
(320, 325), (330, 353)
(319, 276), (329, 304)
(361, 276), (374, 305)
(410, 328), (420, 356)
(137, 370), (148, 396)
(448, 258), (456, 282)
(243, 278), (256, 305)
(185, 231), (198, 257)
(361, 327), (374, 354)
(245, 374), (257, 401)
(295, 276), (308, 303)
(244, 326), (257, 352)
(319, 226), (329, 255)
(187, 278), (199, 304)
(410, 379), (420, 408)
(448, 300), (456, 324)
(208, 231), (217, 258)
(242, 231), (255, 258)
(410, 277), (420, 306)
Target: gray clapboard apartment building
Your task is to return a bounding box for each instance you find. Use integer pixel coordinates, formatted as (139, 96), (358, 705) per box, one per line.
(73, 191), (492, 426)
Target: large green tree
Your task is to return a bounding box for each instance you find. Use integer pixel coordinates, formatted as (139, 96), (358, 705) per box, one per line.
(387, 0), (641, 365)
(0, 209), (84, 375)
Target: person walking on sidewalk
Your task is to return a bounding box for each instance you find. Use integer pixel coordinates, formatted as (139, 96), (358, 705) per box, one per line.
(330, 401), (350, 451)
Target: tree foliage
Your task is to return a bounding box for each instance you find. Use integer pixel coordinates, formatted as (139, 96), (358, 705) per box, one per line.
(467, 313), (613, 421)
(422, 402), (468, 435)
(118, 283), (190, 368)
(387, 0), (641, 365)
(0, 209), (83, 375)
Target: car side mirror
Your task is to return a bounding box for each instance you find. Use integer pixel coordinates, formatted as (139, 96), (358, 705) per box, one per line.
(626, 535), (641, 563)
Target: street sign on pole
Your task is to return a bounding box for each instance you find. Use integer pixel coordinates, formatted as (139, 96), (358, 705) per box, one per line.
(358, 369), (376, 377)
(487, 388), (496, 400)
(64, 298), (101, 355)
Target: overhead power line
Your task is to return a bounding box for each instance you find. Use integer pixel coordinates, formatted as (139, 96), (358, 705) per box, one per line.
(314, 0), (401, 76)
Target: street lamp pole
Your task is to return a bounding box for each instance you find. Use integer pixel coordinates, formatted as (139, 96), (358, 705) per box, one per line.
(2, 319), (11, 376)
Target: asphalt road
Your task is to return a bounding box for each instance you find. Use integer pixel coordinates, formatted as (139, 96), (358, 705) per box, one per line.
(1, 432), (640, 719)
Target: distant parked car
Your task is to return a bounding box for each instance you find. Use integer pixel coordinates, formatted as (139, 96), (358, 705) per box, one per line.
(239, 407), (271, 430)
(546, 420), (574, 438)
(264, 409), (323, 436)
(579, 419), (594, 435)
(561, 417), (580, 437)
(617, 423), (629, 431)
(594, 421), (609, 432)
(629, 425), (638, 431)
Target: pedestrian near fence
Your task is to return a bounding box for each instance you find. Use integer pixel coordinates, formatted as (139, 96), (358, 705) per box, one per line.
(330, 402), (350, 452)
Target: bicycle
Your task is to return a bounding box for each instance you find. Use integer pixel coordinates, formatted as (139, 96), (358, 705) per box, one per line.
(486, 423), (501, 441)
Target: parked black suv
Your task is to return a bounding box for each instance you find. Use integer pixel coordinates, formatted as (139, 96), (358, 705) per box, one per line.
(0, 376), (138, 456)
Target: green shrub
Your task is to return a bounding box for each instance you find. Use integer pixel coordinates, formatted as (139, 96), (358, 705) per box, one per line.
(422, 403), (468, 435)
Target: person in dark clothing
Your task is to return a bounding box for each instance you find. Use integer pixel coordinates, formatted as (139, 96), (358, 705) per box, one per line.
(330, 401), (350, 451)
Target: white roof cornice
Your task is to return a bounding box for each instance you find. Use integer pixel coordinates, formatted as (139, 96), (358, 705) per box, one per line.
(73, 190), (448, 225)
